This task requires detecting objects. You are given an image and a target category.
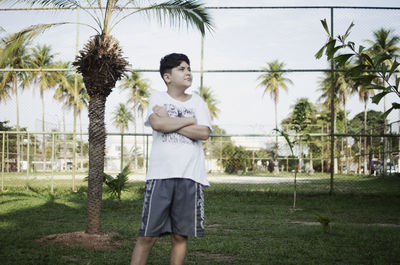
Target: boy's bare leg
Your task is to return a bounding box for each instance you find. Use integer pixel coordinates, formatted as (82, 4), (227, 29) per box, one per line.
(170, 234), (188, 265)
(130, 236), (158, 265)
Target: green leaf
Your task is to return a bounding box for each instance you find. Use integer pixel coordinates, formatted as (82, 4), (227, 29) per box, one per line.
(360, 53), (374, 67)
(320, 19), (330, 35)
(389, 60), (399, 77)
(349, 64), (365, 76)
(325, 39), (337, 59)
(374, 54), (391, 68)
(382, 106), (394, 119)
(363, 84), (387, 90)
(315, 45), (326, 59)
(352, 74), (378, 84)
(371, 91), (389, 105)
(334, 53), (354, 67)
(392, 102), (400, 109)
(343, 22), (355, 38)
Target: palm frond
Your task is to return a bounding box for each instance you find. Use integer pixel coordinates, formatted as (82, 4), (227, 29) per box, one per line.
(0, 0), (78, 8)
(111, 0), (213, 35)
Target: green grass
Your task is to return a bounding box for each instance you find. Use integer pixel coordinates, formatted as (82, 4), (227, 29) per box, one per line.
(1, 176), (400, 264)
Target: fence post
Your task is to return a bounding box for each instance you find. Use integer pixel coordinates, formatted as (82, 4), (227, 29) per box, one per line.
(2, 131), (5, 191)
(51, 132), (55, 193)
(329, 7), (335, 195)
(26, 132), (30, 181)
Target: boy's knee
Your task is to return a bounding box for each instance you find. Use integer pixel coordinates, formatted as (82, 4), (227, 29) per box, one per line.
(137, 236), (158, 247)
(171, 234), (187, 244)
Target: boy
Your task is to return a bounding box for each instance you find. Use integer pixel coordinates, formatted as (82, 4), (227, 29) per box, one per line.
(130, 53), (212, 265)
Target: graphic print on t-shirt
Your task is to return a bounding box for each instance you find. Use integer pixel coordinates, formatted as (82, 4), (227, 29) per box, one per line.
(162, 103), (195, 144)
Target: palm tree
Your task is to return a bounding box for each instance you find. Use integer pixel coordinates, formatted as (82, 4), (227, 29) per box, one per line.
(112, 103), (133, 169)
(9, 0), (213, 235)
(365, 28), (400, 174)
(53, 61), (89, 170)
(358, 86), (374, 174)
(257, 60), (293, 173)
(0, 33), (31, 172)
(120, 71), (150, 169)
(112, 103), (133, 133)
(318, 69), (353, 174)
(195, 86), (220, 121)
(30, 44), (57, 166)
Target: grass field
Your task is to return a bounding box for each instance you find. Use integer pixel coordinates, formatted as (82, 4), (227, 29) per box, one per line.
(0, 174), (399, 264)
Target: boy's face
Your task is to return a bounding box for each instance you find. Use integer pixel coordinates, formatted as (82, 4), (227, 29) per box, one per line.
(164, 61), (192, 89)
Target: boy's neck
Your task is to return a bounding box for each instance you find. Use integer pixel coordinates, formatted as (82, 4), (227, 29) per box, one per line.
(167, 86), (191, 101)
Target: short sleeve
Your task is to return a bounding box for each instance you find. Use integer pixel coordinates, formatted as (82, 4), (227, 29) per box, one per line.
(195, 96), (213, 134)
(144, 92), (159, 127)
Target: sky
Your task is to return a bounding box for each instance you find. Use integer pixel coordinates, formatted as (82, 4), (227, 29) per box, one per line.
(1, 0), (400, 135)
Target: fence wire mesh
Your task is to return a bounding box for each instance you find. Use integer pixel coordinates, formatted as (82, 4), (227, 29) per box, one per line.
(1, 5), (400, 195)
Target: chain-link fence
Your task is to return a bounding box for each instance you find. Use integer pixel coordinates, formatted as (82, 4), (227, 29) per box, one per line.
(1, 123), (399, 194)
(1, 5), (400, 194)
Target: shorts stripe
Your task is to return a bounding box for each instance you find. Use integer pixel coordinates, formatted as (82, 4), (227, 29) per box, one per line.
(194, 182), (198, 237)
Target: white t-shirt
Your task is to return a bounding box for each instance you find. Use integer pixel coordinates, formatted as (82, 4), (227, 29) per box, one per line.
(144, 91), (212, 186)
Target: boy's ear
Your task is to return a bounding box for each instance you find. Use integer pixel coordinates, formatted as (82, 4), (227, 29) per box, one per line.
(163, 73), (171, 84)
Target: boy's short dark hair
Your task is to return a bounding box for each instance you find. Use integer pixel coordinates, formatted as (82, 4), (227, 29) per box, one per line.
(159, 53), (190, 79)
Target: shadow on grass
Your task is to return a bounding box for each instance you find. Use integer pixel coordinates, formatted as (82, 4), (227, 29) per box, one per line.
(0, 183), (146, 265)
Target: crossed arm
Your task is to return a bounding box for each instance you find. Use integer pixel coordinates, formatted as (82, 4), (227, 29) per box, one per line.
(149, 105), (210, 141)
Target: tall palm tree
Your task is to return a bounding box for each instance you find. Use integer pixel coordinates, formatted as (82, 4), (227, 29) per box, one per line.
(318, 68), (354, 173)
(354, 85), (374, 174)
(0, 33), (31, 172)
(9, 0), (213, 235)
(195, 86), (220, 121)
(112, 103), (133, 133)
(257, 60), (293, 172)
(30, 44), (57, 166)
(53, 61), (89, 170)
(120, 71), (150, 169)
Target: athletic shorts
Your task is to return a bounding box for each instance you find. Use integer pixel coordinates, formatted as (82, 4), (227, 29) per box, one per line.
(138, 178), (205, 237)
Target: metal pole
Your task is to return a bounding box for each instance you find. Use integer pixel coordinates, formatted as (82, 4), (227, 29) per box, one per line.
(26, 133), (30, 181)
(200, 35), (204, 93)
(2, 132), (5, 191)
(329, 8), (335, 195)
(120, 134), (124, 171)
(51, 132), (55, 193)
(72, 7), (80, 192)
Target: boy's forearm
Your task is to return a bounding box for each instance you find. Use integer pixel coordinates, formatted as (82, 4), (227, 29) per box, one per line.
(149, 114), (196, 133)
(177, 125), (210, 141)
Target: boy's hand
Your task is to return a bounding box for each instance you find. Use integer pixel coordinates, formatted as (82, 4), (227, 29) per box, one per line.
(153, 105), (169, 117)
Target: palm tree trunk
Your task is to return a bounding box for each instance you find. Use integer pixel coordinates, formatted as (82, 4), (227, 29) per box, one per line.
(344, 102), (349, 174)
(41, 90), (46, 170)
(87, 93), (106, 234)
(80, 113), (84, 170)
(141, 114), (145, 170)
(274, 99), (279, 174)
(63, 108), (67, 169)
(134, 109), (138, 170)
(13, 74), (21, 173)
(383, 96), (387, 176)
(363, 102), (368, 175)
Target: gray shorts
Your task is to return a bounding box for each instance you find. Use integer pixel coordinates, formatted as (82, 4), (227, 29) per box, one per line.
(138, 178), (205, 237)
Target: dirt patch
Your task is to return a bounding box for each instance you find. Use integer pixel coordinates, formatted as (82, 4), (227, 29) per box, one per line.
(36, 231), (122, 250)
